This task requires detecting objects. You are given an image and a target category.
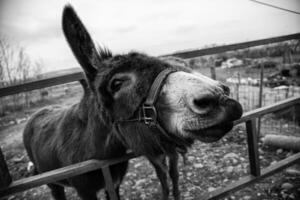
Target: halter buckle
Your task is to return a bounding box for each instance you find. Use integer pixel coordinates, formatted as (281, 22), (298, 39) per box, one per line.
(141, 104), (157, 125)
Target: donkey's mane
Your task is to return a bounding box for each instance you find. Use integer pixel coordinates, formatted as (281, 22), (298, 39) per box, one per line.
(97, 45), (112, 61)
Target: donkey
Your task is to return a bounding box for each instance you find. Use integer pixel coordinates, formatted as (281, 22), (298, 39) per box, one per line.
(23, 5), (242, 200)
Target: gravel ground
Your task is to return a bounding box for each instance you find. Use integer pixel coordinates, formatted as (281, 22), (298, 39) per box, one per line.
(1, 87), (299, 200)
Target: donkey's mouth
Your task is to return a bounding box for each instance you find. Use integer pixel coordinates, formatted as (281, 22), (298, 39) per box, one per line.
(186, 121), (233, 143)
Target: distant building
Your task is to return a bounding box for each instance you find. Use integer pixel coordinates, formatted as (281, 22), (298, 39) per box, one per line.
(221, 58), (243, 68)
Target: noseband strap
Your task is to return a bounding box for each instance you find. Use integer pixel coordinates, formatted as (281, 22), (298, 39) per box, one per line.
(115, 68), (189, 154)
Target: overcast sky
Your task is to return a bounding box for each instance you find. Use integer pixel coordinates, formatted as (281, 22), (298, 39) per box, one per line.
(0, 0), (300, 72)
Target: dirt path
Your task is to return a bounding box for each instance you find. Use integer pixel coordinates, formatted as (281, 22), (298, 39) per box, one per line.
(0, 123), (25, 149)
(0, 85), (82, 148)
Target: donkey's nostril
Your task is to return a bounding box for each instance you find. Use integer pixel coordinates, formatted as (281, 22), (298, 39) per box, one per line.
(193, 97), (215, 110)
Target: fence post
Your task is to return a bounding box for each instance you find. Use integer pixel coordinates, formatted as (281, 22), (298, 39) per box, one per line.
(0, 147), (12, 189)
(258, 63), (264, 108)
(246, 119), (261, 177)
(236, 73), (240, 102)
(102, 166), (118, 200)
(210, 65), (216, 80)
(257, 62), (264, 136)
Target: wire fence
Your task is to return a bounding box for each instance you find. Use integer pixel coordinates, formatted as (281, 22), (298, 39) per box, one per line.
(228, 83), (300, 112)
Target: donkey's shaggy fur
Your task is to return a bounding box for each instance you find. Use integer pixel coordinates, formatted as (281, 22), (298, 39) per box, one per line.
(23, 5), (242, 200)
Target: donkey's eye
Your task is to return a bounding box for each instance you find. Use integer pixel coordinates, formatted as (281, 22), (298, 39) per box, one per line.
(110, 79), (124, 92)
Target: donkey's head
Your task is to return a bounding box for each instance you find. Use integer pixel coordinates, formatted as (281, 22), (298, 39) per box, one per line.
(62, 5), (242, 155)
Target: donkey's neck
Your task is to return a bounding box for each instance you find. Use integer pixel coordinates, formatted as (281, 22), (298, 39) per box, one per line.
(74, 92), (126, 160)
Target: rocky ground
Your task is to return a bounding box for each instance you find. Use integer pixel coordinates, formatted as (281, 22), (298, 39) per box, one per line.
(0, 86), (299, 200)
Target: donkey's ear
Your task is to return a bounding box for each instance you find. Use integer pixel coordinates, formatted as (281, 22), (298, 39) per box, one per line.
(62, 5), (99, 82)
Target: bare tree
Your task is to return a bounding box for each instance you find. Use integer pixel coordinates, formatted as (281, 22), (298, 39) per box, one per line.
(0, 35), (44, 114)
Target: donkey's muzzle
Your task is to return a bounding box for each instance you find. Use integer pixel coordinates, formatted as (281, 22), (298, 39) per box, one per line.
(223, 98), (243, 121)
(189, 97), (243, 143)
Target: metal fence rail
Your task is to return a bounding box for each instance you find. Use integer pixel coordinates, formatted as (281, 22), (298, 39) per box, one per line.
(162, 33), (300, 59)
(1, 33), (300, 199)
(0, 153), (136, 197)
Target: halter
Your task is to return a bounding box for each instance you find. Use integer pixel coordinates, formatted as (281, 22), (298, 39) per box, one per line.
(115, 68), (189, 154)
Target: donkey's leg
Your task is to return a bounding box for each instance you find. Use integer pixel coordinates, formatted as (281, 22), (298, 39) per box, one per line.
(148, 155), (169, 200)
(76, 189), (98, 200)
(71, 179), (98, 200)
(168, 153), (180, 200)
(47, 184), (67, 200)
(105, 185), (120, 200)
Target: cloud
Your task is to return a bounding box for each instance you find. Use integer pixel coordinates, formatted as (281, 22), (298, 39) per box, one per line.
(174, 24), (197, 35)
(2, 20), (61, 43)
(114, 25), (137, 34)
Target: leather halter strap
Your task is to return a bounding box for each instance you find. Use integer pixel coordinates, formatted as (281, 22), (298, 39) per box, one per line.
(117, 68), (175, 124)
(144, 68), (175, 106)
(115, 68), (189, 153)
